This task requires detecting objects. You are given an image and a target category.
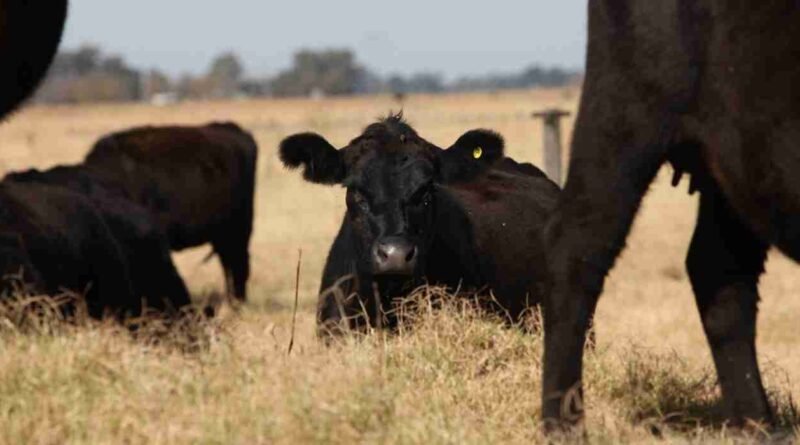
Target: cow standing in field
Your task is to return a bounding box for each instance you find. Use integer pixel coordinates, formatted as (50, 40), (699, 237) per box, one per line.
(280, 114), (560, 335)
(5, 166), (192, 313)
(84, 123), (259, 301)
(542, 0), (800, 433)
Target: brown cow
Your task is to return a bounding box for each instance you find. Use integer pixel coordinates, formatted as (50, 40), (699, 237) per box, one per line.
(84, 123), (258, 301)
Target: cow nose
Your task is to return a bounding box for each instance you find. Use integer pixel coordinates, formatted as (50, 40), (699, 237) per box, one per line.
(372, 237), (417, 275)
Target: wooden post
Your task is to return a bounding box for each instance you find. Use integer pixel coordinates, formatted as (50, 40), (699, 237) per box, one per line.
(532, 108), (570, 187)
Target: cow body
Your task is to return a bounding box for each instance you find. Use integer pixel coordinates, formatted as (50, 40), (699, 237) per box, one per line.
(543, 0), (800, 431)
(0, 181), (136, 317)
(318, 158), (559, 332)
(84, 123), (258, 300)
(0, 0), (67, 119)
(5, 165), (192, 313)
(280, 114), (558, 335)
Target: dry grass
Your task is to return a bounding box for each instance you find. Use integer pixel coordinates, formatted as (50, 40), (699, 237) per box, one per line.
(0, 88), (797, 443)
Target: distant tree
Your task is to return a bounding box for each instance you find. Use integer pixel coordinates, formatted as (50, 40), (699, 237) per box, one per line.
(206, 51), (244, 97)
(142, 69), (172, 99)
(450, 64), (581, 92)
(170, 52), (246, 100)
(209, 52), (243, 82)
(35, 43), (582, 104)
(175, 74), (194, 99)
(36, 45), (141, 103)
(176, 74), (215, 100)
(386, 74), (407, 95)
(239, 78), (271, 97)
(518, 66), (572, 87)
(271, 49), (369, 97)
(98, 55), (140, 100)
(47, 45), (99, 78)
(385, 72), (443, 94)
(405, 73), (444, 93)
(73, 46), (100, 74)
(353, 68), (384, 95)
(68, 72), (135, 102)
(100, 56), (127, 74)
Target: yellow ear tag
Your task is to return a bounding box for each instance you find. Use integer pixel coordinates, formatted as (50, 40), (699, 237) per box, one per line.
(473, 146), (483, 159)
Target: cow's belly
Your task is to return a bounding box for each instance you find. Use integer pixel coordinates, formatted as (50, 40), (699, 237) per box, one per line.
(702, 119), (800, 260)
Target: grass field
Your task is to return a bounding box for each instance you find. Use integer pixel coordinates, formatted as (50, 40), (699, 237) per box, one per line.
(0, 88), (797, 443)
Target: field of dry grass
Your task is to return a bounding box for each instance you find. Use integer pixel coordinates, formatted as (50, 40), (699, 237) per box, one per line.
(0, 87), (797, 443)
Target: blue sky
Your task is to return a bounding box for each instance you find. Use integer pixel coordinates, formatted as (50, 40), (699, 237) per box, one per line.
(61, 1), (587, 79)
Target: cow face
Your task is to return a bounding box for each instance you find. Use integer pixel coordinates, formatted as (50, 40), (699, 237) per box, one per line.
(280, 114), (503, 288)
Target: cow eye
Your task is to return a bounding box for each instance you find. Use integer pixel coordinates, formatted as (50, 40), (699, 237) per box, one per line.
(409, 183), (433, 207)
(350, 189), (370, 211)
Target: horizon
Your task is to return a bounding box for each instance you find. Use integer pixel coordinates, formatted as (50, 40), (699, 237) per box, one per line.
(60, 1), (588, 79)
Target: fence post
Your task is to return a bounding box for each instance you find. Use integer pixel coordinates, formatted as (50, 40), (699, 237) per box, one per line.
(532, 108), (570, 187)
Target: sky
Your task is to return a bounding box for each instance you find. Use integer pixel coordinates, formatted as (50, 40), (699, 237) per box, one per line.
(61, 1), (588, 79)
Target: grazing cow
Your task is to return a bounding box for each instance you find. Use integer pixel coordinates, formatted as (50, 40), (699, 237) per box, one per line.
(280, 114), (560, 334)
(5, 165), (192, 313)
(0, 0), (67, 119)
(0, 181), (137, 317)
(0, 1), (151, 318)
(542, 1), (800, 432)
(83, 123), (258, 301)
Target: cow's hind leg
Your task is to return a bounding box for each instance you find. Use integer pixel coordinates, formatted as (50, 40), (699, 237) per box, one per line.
(686, 182), (773, 425)
(214, 236), (250, 302)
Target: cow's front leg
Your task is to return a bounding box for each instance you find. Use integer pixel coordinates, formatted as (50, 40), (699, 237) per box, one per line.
(541, 107), (670, 432)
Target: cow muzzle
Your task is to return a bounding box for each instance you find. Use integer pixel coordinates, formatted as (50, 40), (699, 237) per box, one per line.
(371, 236), (418, 276)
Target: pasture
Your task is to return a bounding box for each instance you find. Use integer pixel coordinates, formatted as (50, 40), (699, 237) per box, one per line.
(0, 87), (797, 443)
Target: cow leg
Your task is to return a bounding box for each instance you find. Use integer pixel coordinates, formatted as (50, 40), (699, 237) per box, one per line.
(144, 240), (192, 312)
(541, 115), (669, 430)
(87, 234), (138, 319)
(686, 183), (772, 425)
(214, 238), (250, 302)
(154, 262), (192, 312)
(231, 247), (250, 301)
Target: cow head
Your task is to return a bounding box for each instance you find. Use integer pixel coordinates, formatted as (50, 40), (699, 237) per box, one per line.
(280, 113), (503, 291)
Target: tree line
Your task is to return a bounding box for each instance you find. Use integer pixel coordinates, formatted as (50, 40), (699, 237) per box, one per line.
(34, 45), (581, 104)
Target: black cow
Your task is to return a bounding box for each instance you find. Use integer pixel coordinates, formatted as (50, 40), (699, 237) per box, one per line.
(5, 165), (192, 313)
(0, 0), (130, 314)
(83, 123), (258, 301)
(0, 180), (137, 318)
(0, 0), (67, 120)
(542, 1), (800, 432)
(280, 114), (560, 335)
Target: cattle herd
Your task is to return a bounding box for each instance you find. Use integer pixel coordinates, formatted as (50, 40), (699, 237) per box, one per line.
(2, 122), (257, 317)
(3, 0), (800, 437)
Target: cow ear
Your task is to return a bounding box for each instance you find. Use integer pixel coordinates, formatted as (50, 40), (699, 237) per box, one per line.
(279, 133), (346, 184)
(438, 129), (504, 183)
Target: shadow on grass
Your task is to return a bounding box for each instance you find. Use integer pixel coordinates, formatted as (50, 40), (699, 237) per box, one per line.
(598, 346), (798, 440)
